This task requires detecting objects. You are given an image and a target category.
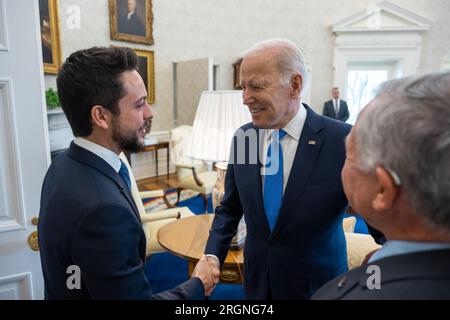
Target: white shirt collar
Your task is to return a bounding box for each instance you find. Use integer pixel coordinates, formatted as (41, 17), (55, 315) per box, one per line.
(368, 239), (450, 263)
(266, 103), (306, 141)
(127, 11), (135, 20)
(74, 137), (121, 173)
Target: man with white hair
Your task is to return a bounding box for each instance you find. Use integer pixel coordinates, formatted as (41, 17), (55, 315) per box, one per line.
(313, 72), (450, 299)
(204, 38), (351, 299)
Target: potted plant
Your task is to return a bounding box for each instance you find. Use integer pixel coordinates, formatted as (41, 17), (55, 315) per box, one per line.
(45, 88), (60, 110)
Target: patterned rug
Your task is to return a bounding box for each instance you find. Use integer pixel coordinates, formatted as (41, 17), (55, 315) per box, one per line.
(142, 188), (199, 212)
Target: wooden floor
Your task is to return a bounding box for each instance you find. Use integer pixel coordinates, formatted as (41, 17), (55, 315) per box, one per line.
(137, 173), (179, 191)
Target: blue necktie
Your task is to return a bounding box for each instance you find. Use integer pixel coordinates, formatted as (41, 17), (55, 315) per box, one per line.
(263, 129), (287, 231)
(118, 160), (131, 191)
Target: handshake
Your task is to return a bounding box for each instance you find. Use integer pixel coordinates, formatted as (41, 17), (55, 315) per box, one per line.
(191, 254), (221, 296)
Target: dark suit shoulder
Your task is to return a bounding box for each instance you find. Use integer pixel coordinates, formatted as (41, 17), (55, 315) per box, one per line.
(313, 249), (450, 300)
(319, 113), (351, 132)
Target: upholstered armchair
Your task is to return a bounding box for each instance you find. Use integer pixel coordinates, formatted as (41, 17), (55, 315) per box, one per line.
(343, 217), (382, 269)
(170, 125), (217, 212)
(119, 153), (195, 257)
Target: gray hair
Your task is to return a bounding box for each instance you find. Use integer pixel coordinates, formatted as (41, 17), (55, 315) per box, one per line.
(241, 38), (309, 89)
(355, 72), (450, 230)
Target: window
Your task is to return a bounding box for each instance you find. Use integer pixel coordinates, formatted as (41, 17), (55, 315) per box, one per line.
(346, 61), (398, 124)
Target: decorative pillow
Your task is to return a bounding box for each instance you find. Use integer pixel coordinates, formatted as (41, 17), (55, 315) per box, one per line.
(345, 232), (381, 269)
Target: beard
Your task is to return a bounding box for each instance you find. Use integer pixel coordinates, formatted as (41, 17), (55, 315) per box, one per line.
(112, 117), (152, 153)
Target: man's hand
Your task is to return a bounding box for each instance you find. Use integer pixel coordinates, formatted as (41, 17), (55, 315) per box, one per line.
(191, 254), (215, 296)
(206, 256), (221, 286)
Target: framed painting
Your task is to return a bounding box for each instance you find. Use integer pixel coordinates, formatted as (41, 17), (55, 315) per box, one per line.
(109, 0), (154, 45)
(39, 0), (61, 74)
(134, 49), (155, 104)
(233, 58), (243, 89)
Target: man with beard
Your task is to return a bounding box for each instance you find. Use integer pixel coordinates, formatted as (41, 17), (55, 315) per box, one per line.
(38, 47), (214, 299)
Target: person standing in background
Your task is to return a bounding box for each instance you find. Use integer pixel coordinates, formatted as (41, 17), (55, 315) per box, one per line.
(323, 86), (349, 122)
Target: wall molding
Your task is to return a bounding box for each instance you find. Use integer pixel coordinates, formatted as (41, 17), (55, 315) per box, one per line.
(0, 0), (9, 51)
(0, 79), (26, 233)
(331, 1), (432, 95)
(0, 272), (32, 299)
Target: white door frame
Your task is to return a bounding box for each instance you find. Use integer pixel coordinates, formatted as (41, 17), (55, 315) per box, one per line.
(0, 0), (50, 300)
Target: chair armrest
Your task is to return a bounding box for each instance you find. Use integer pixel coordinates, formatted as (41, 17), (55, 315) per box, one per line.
(141, 210), (181, 223)
(175, 163), (204, 186)
(140, 190), (165, 198)
(140, 190), (176, 208)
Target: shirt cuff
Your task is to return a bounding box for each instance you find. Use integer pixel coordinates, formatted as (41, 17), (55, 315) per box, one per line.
(205, 254), (220, 265)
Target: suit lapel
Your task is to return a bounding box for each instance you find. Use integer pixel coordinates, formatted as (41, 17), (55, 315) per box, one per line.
(243, 126), (272, 236)
(330, 101), (337, 117)
(270, 105), (324, 238)
(255, 127), (272, 236)
(67, 142), (140, 221)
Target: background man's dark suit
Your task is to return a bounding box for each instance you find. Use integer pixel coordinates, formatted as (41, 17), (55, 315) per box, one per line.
(205, 105), (351, 299)
(313, 249), (450, 299)
(38, 142), (204, 299)
(323, 100), (349, 122)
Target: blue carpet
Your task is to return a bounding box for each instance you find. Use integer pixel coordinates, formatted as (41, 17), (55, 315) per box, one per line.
(144, 194), (245, 300)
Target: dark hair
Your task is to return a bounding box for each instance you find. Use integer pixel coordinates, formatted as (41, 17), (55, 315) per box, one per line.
(56, 46), (138, 137)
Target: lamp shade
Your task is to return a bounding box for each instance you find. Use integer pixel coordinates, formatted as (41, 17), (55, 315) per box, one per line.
(188, 90), (251, 162)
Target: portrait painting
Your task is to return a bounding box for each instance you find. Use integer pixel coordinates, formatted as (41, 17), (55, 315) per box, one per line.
(133, 49), (155, 104)
(109, 0), (154, 45)
(39, 0), (61, 74)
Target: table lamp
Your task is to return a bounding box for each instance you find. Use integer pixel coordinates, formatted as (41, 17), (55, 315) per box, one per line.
(188, 90), (251, 249)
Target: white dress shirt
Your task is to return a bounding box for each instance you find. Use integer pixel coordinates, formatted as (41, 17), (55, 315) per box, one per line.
(127, 11), (136, 20)
(74, 137), (121, 173)
(261, 105), (307, 193)
(334, 99), (340, 114)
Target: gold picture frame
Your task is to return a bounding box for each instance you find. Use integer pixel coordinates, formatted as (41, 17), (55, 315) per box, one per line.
(233, 58), (243, 89)
(109, 0), (154, 45)
(39, 0), (62, 74)
(134, 49), (155, 104)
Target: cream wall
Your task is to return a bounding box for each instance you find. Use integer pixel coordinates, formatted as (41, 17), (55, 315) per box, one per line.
(45, 0), (450, 132)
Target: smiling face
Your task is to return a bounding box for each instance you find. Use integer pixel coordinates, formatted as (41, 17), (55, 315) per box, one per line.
(239, 50), (300, 129)
(111, 70), (152, 153)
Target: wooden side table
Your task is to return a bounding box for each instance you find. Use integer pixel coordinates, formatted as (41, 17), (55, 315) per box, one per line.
(126, 141), (170, 178)
(157, 214), (244, 284)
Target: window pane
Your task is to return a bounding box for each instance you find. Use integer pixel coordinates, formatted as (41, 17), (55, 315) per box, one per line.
(346, 70), (388, 124)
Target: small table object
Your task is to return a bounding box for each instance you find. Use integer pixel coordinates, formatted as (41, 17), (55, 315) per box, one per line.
(126, 141), (170, 178)
(142, 141), (170, 178)
(158, 214), (244, 284)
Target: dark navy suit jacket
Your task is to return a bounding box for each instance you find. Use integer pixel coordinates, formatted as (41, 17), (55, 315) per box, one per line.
(312, 249), (450, 299)
(322, 100), (349, 122)
(205, 105), (351, 299)
(38, 142), (204, 299)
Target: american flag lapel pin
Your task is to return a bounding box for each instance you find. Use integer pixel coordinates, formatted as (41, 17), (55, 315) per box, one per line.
(308, 140), (316, 145)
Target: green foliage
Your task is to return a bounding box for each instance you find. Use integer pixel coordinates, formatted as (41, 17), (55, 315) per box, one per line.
(45, 88), (60, 109)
